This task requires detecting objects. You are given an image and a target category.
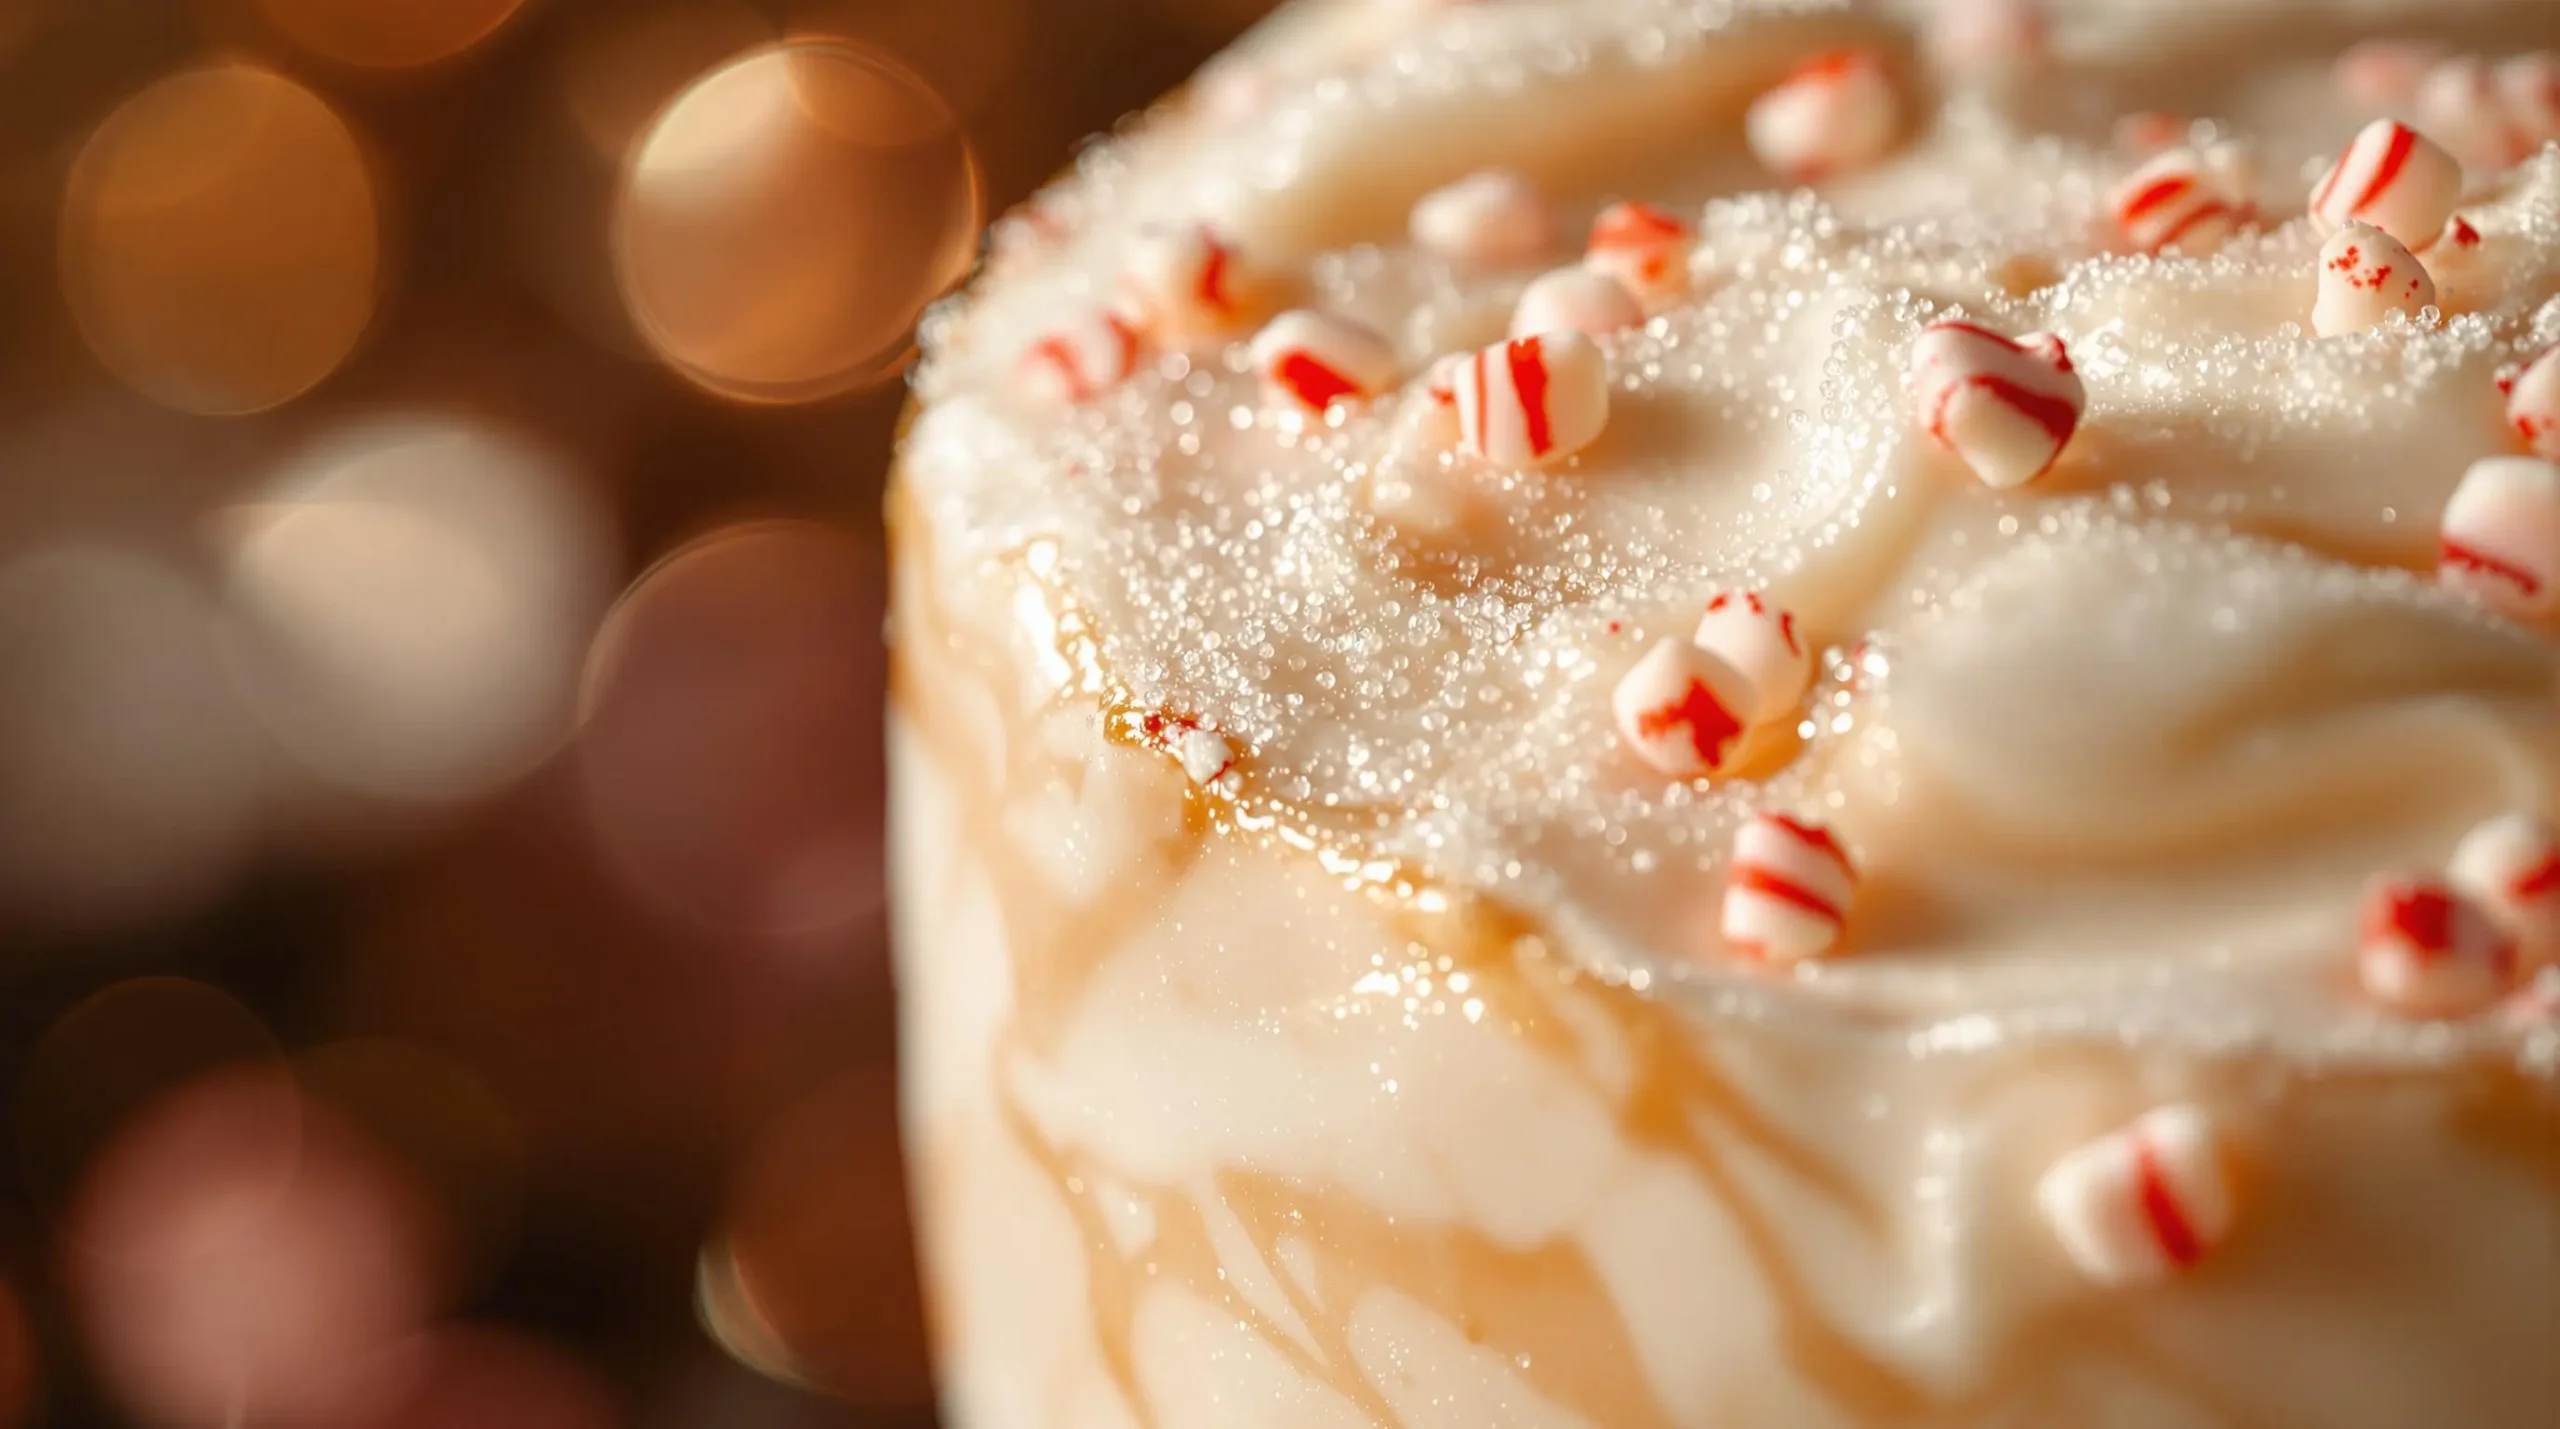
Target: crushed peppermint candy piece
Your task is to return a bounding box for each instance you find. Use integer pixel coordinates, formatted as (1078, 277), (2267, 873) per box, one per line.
(2358, 877), (2520, 1017)
(1118, 224), (1272, 342)
(1583, 201), (1694, 307)
(1511, 267), (1644, 340)
(2449, 814), (2560, 970)
(1924, 0), (2044, 74)
(2506, 347), (2560, 459)
(2037, 1106), (2234, 1287)
(2334, 39), (2448, 109)
(1692, 592), (1812, 724)
(1019, 308), (1144, 406)
(2312, 221), (2434, 337)
(1745, 49), (1901, 181)
(1908, 321), (2086, 489)
(2497, 53), (2560, 151)
(2107, 146), (2250, 255)
(2308, 119), (2463, 250)
(1174, 726), (1239, 789)
(1723, 812), (1858, 962)
(2438, 455), (2558, 620)
(1453, 330), (1610, 467)
(1612, 637), (1753, 778)
(1411, 169), (1554, 271)
(1249, 310), (1400, 415)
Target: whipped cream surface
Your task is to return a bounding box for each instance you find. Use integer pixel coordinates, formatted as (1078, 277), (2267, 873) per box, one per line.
(900, 0), (2560, 1057)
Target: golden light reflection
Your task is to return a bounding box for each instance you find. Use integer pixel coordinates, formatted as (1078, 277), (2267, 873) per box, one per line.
(614, 40), (982, 403)
(558, 0), (776, 161)
(576, 521), (885, 938)
(253, 0), (531, 69)
(0, 547), (265, 930)
(61, 62), (379, 416)
(219, 417), (614, 804)
(794, 0), (1030, 118)
(15, 978), (284, 1234)
(701, 1072), (924, 1401)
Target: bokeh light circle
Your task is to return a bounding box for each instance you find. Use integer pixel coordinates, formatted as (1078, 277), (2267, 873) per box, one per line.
(576, 521), (886, 938)
(68, 1069), (439, 1428)
(297, 1040), (527, 1298)
(220, 416), (615, 804)
(15, 978), (285, 1235)
(0, 548), (265, 930)
(255, 0), (530, 69)
(614, 41), (982, 403)
(61, 62), (379, 416)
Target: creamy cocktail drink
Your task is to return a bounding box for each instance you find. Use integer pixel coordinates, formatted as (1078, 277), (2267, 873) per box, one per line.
(890, 1), (2560, 1424)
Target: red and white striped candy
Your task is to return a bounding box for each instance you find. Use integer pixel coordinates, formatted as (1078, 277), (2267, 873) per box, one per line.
(1692, 591), (1811, 724)
(1249, 310), (1400, 415)
(1612, 637), (1754, 778)
(1119, 225), (1270, 342)
(2358, 876), (2519, 1017)
(1019, 308), (1144, 406)
(2497, 53), (2560, 151)
(1908, 321), (2085, 489)
(1511, 267), (1644, 340)
(1722, 812), (1857, 962)
(1584, 201), (1694, 307)
(2438, 455), (2558, 620)
(1453, 331), (1610, 467)
(2036, 1105), (2233, 1287)
(1745, 49), (1901, 181)
(2107, 147), (2247, 256)
(1411, 170), (1554, 271)
(2335, 39), (2449, 109)
(2449, 813), (2560, 969)
(2308, 119), (2463, 250)
(2508, 348), (2560, 460)
(1924, 0), (2044, 74)
(2312, 221), (2434, 337)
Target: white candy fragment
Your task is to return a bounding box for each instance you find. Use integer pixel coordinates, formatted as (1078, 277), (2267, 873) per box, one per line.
(1411, 169), (1554, 271)
(1453, 331), (1610, 467)
(1174, 726), (1238, 789)
(2307, 119), (2463, 250)
(1691, 592), (1811, 724)
(2036, 1106), (2234, 1287)
(2312, 221), (2434, 337)
(2437, 455), (2559, 620)
(1019, 308), (1144, 406)
(1908, 321), (2086, 489)
(1722, 811), (1858, 962)
(2107, 146), (2250, 255)
(1119, 224), (1272, 342)
(1611, 637), (1753, 778)
(1583, 200), (1694, 307)
(2334, 39), (2449, 109)
(2449, 814), (2560, 969)
(1511, 267), (1644, 340)
(1249, 310), (1400, 415)
(2358, 876), (2520, 1017)
(2506, 347), (2560, 460)
(1745, 49), (1901, 180)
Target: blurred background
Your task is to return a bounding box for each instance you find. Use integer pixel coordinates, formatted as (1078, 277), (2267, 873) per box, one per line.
(0, 1), (1277, 1424)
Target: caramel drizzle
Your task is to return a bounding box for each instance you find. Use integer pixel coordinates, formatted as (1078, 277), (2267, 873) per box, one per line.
(889, 488), (2556, 1427)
